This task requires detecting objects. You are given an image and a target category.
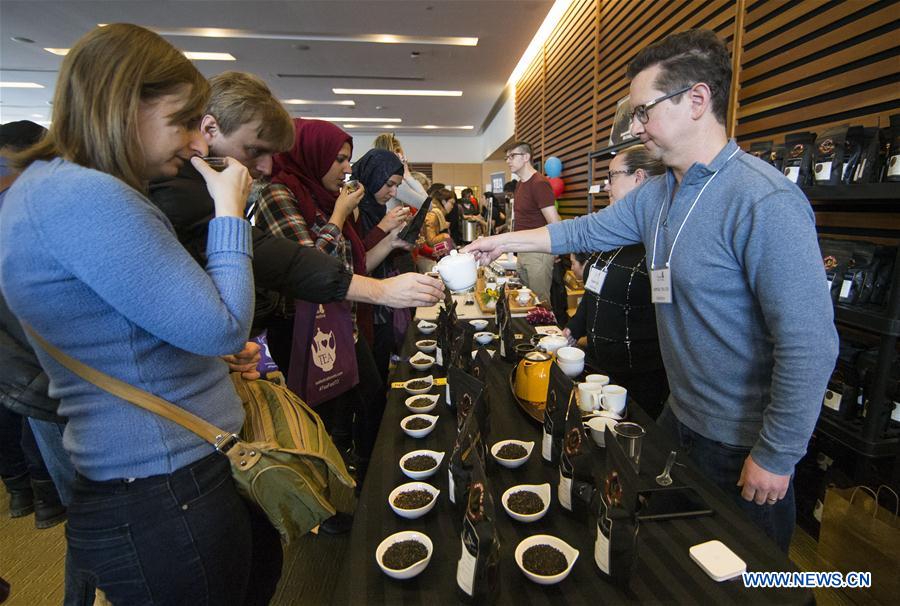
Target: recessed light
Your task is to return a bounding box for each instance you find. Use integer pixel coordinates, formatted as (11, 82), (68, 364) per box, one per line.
(375, 105), (386, 110)
(333, 88), (462, 97)
(11, 36), (35, 44)
(44, 48), (69, 55)
(283, 99), (355, 106)
(140, 26), (477, 47)
(309, 117), (401, 123)
(183, 51), (236, 61)
(0, 82), (45, 89)
(30, 113), (43, 118)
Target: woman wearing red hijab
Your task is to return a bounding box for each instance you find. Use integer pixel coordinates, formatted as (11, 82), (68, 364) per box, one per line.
(255, 119), (389, 495)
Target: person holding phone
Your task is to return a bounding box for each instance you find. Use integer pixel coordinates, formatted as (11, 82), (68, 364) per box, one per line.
(0, 24), (264, 603)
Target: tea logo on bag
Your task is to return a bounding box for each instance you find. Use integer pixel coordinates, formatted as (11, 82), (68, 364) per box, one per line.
(542, 362), (574, 463)
(310, 328), (336, 372)
(782, 132), (816, 185)
(813, 127), (848, 185)
(449, 410), (487, 507)
(558, 390), (594, 519)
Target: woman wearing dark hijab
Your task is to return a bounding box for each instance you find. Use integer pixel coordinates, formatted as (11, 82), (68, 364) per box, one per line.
(256, 119), (431, 490)
(351, 148), (412, 384)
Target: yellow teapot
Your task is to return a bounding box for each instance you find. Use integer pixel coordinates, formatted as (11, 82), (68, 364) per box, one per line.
(514, 350), (553, 404)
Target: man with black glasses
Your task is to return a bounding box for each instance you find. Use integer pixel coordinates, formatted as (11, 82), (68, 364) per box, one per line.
(466, 29), (838, 552)
(505, 141), (561, 303)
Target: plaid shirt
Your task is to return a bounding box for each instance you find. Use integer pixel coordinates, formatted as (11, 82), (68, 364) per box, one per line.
(257, 183), (358, 331)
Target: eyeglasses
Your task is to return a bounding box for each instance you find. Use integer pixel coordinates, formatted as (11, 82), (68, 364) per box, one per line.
(630, 84), (696, 124)
(607, 169), (632, 182)
(504, 152), (526, 161)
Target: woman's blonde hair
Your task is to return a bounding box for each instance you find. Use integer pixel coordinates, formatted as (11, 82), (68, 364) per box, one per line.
(13, 23), (209, 191)
(373, 132), (402, 155)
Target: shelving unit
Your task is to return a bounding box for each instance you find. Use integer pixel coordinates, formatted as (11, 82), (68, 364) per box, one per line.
(805, 182), (900, 474)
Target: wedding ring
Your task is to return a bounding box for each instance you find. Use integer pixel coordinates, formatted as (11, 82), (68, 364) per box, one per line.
(766, 498), (777, 504)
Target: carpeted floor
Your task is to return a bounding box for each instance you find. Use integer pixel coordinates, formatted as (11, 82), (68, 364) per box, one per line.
(0, 490), (879, 605)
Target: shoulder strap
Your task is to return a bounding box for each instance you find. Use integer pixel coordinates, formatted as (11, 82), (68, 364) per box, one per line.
(24, 325), (231, 448)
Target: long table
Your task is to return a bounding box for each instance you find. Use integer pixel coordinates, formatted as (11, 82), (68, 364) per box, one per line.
(332, 318), (812, 605)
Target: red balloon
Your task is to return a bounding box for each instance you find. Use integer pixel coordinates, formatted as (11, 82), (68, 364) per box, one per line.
(548, 177), (565, 197)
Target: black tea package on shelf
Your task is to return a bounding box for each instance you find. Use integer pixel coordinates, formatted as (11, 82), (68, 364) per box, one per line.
(813, 126), (848, 185)
(456, 451), (500, 604)
(449, 409), (488, 508)
(592, 424), (640, 584)
(450, 366), (488, 436)
(782, 132), (816, 185)
(749, 141), (773, 165)
(886, 114), (900, 182)
(558, 386), (595, 519)
(853, 127), (881, 183)
(841, 126), (865, 185)
(542, 362), (575, 464)
(769, 144), (785, 172)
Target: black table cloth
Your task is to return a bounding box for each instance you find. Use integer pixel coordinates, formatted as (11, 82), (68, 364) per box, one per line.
(332, 318), (812, 605)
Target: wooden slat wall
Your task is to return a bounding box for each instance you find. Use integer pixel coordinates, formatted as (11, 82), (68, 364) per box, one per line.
(735, 0), (900, 240)
(512, 0), (898, 220)
(543, 0), (597, 217)
(408, 162), (433, 182)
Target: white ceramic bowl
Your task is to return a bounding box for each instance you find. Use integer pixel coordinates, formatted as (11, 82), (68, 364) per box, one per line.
(585, 416), (619, 447)
(388, 481), (441, 520)
(474, 331), (495, 345)
(514, 535), (579, 585)
(557, 357), (584, 379)
(404, 375), (434, 395)
(409, 352), (435, 371)
(404, 393), (439, 414)
(401, 414), (438, 438)
(415, 339), (437, 353)
(490, 439), (534, 469)
(469, 319), (489, 331)
(556, 346), (584, 362)
(501, 483), (551, 523)
(376, 530), (434, 580)
(399, 449), (445, 480)
(417, 321), (437, 335)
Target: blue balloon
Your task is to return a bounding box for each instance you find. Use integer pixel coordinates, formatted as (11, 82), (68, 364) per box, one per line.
(544, 156), (563, 178)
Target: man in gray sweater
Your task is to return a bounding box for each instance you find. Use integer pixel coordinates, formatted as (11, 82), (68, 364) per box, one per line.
(464, 29), (838, 552)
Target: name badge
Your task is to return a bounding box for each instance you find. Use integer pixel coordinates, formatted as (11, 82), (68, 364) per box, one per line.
(650, 268), (672, 304)
(584, 266), (607, 295)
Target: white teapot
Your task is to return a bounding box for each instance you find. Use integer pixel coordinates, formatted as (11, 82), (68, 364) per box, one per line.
(435, 249), (477, 293)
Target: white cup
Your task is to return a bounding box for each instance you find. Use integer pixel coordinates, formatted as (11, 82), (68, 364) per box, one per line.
(586, 416), (619, 447)
(577, 382), (605, 413)
(537, 335), (567, 355)
(516, 287), (531, 306)
(585, 374), (609, 386)
(600, 384), (627, 416)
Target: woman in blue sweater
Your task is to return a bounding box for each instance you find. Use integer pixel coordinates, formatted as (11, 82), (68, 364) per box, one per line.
(0, 24), (259, 604)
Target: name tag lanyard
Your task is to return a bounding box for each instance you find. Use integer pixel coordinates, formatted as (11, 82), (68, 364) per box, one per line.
(584, 248), (622, 295)
(650, 147), (740, 304)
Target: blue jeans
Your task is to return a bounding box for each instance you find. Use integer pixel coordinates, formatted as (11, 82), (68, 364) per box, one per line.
(657, 405), (795, 553)
(28, 418), (75, 505)
(64, 452), (253, 606)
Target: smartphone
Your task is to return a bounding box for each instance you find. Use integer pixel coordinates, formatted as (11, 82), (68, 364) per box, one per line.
(637, 486), (714, 521)
(201, 157), (228, 172)
(398, 199), (431, 244)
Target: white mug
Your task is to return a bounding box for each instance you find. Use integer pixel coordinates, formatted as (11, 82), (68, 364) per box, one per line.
(600, 384), (627, 416)
(577, 382), (605, 413)
(585, 374), (609, 386)
(538, 335), (567, 355)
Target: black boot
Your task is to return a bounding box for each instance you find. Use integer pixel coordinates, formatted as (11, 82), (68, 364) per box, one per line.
(3, 472), (34, 518)
(31, 479), (66, 529)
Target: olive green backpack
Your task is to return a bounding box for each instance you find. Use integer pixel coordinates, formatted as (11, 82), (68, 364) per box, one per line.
(28, 327), (356, 544)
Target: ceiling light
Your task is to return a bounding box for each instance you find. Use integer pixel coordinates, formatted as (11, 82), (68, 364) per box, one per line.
(283, 99), (355, 106)
(342, 124), (474, 130)
(183, 51), (236, 61)
(0, 82), (44, 88)
(309, 117), (401, 123)
(10, 36), (35, 44)
(333, 88), (462, 97)
(44, 47), (69, 55)
(140, 26), (477, 46)
(508, 0), (574, 86)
